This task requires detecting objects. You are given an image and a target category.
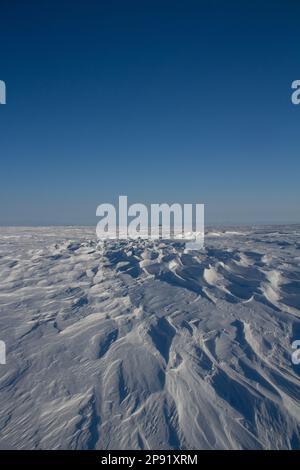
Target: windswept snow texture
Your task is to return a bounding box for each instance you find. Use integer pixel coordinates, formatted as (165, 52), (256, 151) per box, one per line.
(0, 226), (300, 450)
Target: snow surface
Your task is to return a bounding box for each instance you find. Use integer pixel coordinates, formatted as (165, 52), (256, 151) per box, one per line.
(0, 225), (300, 449)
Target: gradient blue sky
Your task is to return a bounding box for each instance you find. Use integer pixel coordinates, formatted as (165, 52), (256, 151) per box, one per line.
(0, 0), (299, 225)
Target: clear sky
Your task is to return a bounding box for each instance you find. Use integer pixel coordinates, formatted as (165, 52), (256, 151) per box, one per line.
(0, 0), (299, 225)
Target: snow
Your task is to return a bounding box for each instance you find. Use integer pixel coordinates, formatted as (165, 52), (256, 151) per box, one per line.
(0, 225), (299, 449)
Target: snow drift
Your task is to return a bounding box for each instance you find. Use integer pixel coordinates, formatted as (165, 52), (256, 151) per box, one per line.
(0, 226), (299, 449)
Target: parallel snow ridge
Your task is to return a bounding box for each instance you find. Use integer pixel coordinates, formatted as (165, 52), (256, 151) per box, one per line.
(0, 225), (300, 449)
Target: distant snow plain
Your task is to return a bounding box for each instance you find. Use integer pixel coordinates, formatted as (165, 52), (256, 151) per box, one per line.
(0, 225), (299, 449)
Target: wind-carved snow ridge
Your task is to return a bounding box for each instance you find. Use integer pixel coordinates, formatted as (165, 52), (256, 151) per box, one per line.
(0, 225), (300, 449)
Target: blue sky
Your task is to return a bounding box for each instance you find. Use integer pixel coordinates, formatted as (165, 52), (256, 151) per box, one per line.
(0, 0), (299, 225)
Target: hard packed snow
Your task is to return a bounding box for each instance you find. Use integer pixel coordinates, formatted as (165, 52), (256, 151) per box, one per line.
(0, 226), (299, 449)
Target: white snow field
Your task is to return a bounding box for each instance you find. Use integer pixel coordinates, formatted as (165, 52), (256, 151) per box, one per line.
(0, 226), (300, 450)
